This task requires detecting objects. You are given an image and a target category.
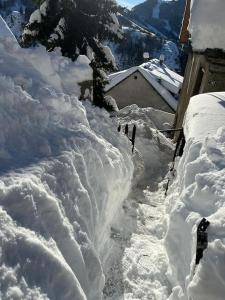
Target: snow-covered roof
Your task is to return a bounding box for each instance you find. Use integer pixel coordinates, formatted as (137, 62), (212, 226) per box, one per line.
(105, 59), (183, 111)
(141, 59), (183, 95)
(189, 0), (225, 51)
(184, 92), (225, 141)
(0, 15), (18, 43)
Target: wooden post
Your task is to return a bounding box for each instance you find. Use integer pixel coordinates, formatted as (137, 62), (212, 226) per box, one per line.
(196, 218), (210, 265)
(131, 125), (136, 153)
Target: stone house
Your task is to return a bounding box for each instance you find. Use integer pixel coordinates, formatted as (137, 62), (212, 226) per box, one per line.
(174, 0), (225, 134)
(105, 58), (183, 114)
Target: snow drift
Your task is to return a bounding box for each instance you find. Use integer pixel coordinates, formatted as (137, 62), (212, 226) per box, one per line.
(117, 105), (174, 189)
(0, 16), (133, 299)
(165, 93), (225, 300)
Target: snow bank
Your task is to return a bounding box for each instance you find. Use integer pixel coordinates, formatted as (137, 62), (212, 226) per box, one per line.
(103, 105), (174, 300)
(189, 0), (225, 51)
(184, 93), (225, 141)
(165, 92), (225, 300)
(118, 105), (174, 189)
(0, 19), (133, 299)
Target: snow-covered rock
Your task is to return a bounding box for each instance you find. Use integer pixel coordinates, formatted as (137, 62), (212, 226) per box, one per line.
(0, 17), (133, 300)
(165, 92), (225, 300)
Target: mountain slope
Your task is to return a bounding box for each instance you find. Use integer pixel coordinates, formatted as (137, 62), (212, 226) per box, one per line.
(109, 0), (186, 73)
(129, 0), (186, 39)
(0, 0), (35, 39)
(1, 0), (187, 73)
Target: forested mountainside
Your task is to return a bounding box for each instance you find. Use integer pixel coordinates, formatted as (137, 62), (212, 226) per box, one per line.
(0, 0), (187, 73)
(0, 0), (35, 38)
(128, 0), (186, 39)
(110, 0), (187, 73)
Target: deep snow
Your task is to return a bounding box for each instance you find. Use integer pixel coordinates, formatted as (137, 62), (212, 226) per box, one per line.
(0, 16), (133, 299)
(2, 9), (225, 300)
(165, 93), (225, 300)
(103, 105), (174, 299)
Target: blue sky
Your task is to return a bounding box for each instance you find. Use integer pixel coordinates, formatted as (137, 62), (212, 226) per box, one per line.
(117, 0), (144, 9)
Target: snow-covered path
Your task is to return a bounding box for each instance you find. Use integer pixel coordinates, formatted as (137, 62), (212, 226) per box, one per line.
(123, 185), (171, 299)
(104, 179), (171, 300)
(103, 106), (174, 299)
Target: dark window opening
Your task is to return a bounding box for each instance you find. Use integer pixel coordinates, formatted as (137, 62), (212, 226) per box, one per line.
(134, 75), (138, 80)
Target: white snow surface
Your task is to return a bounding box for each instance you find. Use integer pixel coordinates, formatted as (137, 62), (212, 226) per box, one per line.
(0, 19), (134, 299)
(103, 104), (174, 300)
(165, 92), (225, 300)
(5, 9), (225, 300)
(118, 104), (174, 130)
(184, 93), (225, 141)
(117, 105), (174, 189)
(141, 59), (183, 95)
(189, 0), (225, 51)
(0, 15), (92, 97)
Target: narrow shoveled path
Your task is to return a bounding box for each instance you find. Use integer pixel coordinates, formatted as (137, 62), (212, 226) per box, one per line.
(104, 180), (172, 300)
(104, 106), (174, 299)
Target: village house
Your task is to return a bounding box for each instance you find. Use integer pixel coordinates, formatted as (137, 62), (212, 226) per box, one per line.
(174, 0), (225, 134)
(105, 58), (183, 114)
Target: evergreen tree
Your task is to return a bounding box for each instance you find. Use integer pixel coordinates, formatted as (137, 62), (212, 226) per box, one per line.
(23, 0), (122, 110)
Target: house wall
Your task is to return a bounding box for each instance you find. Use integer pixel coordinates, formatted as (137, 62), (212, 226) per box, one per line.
(174, 51), (225, 137)
(106, 71), (174, 113)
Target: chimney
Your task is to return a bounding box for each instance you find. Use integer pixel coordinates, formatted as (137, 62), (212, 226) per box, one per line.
(159, 54), (165, 65)
(143, 52), (150, 62)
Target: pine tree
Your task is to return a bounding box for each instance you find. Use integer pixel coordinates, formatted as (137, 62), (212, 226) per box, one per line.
(23, 0), (122, 110)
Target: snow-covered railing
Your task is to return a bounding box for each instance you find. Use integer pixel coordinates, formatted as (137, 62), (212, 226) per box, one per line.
(159, 128), (185, 196)
(118, 123), (137, 153)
